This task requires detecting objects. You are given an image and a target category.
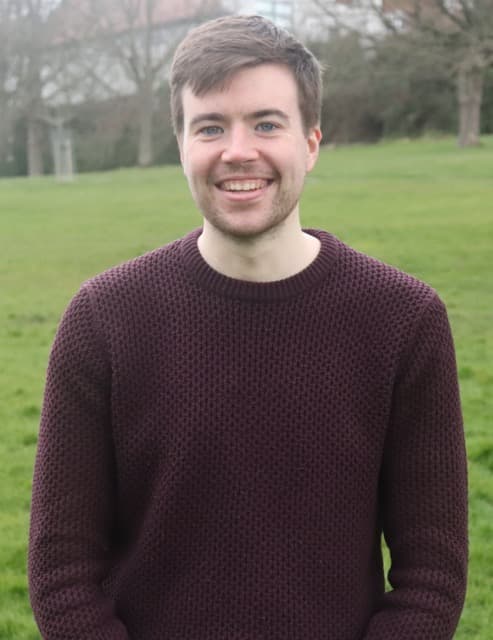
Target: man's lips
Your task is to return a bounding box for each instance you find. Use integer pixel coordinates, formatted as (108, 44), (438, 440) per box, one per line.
(213, 178), (274, 202)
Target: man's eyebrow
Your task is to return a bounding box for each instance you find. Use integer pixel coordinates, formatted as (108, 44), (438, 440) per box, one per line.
(189, 113), (225, 128)
(250, 109), (290, 122)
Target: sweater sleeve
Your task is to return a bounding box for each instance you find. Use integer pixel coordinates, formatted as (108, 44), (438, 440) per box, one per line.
(362, 292), (468, 639)
(29, 286), (129, 639)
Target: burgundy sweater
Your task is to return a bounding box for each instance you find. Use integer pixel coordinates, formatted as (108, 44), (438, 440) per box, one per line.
(29, 229), (467, 640)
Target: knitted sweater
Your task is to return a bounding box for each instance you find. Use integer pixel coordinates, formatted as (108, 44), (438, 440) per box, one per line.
(29, 229), (467, 640)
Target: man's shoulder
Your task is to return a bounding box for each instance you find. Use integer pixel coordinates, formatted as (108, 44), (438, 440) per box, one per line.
(68, 231), (202, 327)
(312, 232), (442, 338)
(331, 234), (437, 306)
(318, 233), (449, 359)
(82, 230), (199, 301)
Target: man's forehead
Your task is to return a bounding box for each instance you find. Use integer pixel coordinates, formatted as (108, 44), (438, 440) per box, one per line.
(181, 64), (300, 119)
(183, 62), (297, 97)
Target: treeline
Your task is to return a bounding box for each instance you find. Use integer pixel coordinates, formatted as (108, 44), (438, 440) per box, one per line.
(1, 30), (492, 177)
(314, 32), (493, 144)
(1, 86), (180, 177)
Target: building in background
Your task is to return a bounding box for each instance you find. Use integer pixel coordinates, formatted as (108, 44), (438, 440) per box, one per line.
(224, 0), (295, 29)
(223, 1), (387, 39)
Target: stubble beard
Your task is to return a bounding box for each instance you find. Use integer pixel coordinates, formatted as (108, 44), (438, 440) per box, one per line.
(196, 178), (304, 242)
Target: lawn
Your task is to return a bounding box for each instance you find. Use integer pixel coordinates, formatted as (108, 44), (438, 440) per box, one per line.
(1, 136), (492, 638)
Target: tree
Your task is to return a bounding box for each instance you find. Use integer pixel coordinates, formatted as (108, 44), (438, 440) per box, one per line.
(21, 1), (45, 175)
(308, 26), (458, 143)
(0, 1), (18, 169)
(312, 0), (493, 146)
(48, 0), (224, 167)
(0, 0), (63, 176)
(309, 32), (384, 142)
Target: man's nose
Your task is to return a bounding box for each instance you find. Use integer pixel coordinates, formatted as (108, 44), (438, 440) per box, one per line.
(221, 126), (259, 164)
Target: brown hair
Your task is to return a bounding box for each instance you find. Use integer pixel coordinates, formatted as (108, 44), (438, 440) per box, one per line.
(170, 14), (322, 136)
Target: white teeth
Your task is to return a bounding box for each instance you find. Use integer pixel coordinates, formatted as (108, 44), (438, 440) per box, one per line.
(220, 180), (267, 191)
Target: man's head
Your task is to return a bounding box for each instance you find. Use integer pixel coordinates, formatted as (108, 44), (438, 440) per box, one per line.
(170, 14), (322, 138)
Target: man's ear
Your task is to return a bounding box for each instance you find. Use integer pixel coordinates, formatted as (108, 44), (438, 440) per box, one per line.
(306, 127), (322, 173)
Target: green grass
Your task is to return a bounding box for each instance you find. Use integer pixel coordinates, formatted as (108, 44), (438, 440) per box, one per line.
(1, 136), (492, 638)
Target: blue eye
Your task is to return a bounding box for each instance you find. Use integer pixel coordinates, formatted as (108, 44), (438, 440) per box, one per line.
(256, 122), (278, 132)
(200, 125), (223, 136)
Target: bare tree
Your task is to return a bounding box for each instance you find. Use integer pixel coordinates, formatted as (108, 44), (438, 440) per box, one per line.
(0, 0), (63, 176)
(49, 0), (224, 167)
(311, 0), (493, 146)
(22, 1), (45, 175)
(0, 1), (18, 166)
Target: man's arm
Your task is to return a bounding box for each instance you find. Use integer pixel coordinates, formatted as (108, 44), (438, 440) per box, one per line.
(29, 286), (129, 639)
(363, 293), (468, 639)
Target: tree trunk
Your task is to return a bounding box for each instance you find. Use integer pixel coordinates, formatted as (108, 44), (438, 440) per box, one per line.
(26, 40), (44, 176)
(27, 116), (44, 176)
(137, 78), (154, 167)
(457, 64), (483, 148)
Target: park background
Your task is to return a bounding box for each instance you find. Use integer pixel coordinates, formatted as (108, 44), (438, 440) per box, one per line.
(1, 1), (492, 638)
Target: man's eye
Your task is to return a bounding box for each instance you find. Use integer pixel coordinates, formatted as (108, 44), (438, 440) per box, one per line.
(256, 122), (278, 132)
(199, 125), (223, 136)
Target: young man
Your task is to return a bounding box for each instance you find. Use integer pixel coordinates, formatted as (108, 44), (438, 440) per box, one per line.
(29, 15), (467, 640)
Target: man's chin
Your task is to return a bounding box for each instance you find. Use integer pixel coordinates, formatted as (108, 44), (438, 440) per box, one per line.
(203, 217), (282, 242)
(201, 203), (297, 242)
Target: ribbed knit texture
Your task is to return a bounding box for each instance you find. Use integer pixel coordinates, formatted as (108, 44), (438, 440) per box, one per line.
(29, 229), (467, 640)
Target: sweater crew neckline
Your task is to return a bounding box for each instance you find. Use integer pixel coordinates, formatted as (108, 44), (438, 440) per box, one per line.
(179, 228), (339, 302)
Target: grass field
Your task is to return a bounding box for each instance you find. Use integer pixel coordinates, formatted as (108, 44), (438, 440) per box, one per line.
(1, 136), (492, 638)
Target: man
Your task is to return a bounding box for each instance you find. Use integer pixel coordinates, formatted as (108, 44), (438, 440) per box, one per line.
(29, 15), (467, 640)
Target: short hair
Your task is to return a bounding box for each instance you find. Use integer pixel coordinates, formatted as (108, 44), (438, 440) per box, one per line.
(170, 14), (322, 136)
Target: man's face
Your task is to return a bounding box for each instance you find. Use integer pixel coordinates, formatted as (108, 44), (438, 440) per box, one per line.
(178, 63), (321, 240)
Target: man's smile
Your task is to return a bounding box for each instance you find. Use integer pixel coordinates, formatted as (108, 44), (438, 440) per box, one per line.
(213, 177), (275, 202)
(217, 178), (272, 192)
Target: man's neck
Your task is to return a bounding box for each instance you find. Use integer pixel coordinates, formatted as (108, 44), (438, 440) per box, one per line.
(197, 216), (321, 283)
